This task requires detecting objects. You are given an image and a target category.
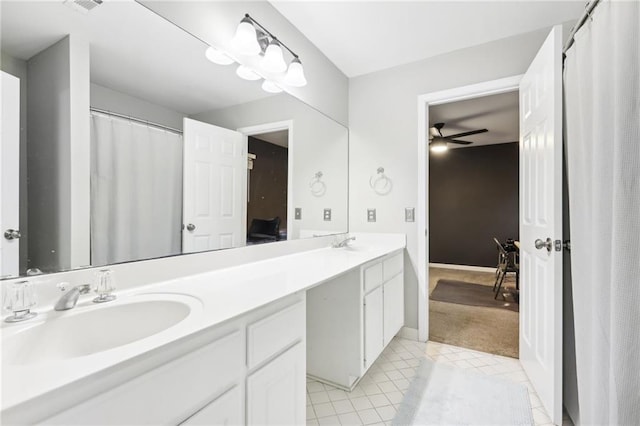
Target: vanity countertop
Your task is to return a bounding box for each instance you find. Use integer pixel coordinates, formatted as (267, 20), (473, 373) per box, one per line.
(1, 233), (405, 414)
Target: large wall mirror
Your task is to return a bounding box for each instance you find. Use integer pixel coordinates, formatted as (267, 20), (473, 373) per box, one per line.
(0, 0), (348, 279)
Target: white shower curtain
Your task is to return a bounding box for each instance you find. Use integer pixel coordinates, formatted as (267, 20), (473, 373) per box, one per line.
(90, 112), (183, 265)
(564, 1), (639, 424)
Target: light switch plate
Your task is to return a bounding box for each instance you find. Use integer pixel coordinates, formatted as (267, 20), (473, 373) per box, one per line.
(405, 207), (415, 222)
(323, 208), (332, 221)
(367, 208), (376, 222)
(295, 208), (302, 220)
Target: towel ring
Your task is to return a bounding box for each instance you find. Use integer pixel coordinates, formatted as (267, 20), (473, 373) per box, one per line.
(370, 167), (392, 195)
(309, 171), (326, 197)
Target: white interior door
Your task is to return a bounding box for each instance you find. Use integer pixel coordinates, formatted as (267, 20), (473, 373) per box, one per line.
(1, 71), (21, 278)
(519, 25), (563, 425)
(183, 118), (246, 253)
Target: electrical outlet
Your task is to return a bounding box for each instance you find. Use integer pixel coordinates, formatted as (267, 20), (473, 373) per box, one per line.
(323, 208), (332, 221)
(367, 208), (376, 222)
(405, 207), (415, 222)
(295, 208), (302, 220)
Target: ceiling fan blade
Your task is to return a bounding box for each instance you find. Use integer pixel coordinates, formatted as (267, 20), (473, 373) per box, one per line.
(445, 128), (488, 139)
(448, 139), (473, 145)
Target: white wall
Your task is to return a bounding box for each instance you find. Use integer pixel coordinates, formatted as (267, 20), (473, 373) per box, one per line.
(140, 1), (348, 126)
(348, 24), (574, 330)
(0, 52), (28, 273)
(90, 83), (186, 130)
(192, 94), (348, 239)
(26, 35), (90, 273)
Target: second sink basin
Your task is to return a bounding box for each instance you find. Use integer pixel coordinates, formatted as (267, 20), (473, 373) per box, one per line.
(3, 294), (200, 365)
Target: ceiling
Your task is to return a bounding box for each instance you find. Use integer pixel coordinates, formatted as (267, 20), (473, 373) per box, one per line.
(0, 1), (274, 115)
(253, 129), (289, 148)
(429, 91), (519, 149)
(270, 1), (585, 77)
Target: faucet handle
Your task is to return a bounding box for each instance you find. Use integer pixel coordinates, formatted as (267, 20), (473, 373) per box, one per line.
(93, 270), (116, 303)
(3, 280), (38, 323)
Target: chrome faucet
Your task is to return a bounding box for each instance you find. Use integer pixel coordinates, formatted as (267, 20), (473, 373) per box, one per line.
(54, 284), (91, 311)
(332, 235), (356, 248)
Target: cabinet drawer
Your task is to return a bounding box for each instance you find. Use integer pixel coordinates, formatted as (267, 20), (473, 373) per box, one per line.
(247, 301), (305, 369)
(45, 331), (243, 425)
(363, 262), (383, 293)
(181, 386), (243, 425)
(383, 252), (403, 281)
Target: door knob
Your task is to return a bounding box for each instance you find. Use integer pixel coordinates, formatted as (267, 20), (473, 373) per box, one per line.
(186, 223), (196, 232)
(534, 238), (553, 252)
(4, 229), (21, 240)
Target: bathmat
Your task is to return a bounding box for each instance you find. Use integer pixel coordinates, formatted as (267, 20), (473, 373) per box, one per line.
(392, 358), (534, 425)
(430, 279), (519, 312)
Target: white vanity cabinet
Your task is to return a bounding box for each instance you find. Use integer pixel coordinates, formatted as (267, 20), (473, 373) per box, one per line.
(28, 293), (305, 426)
(307, 250), (404, 390)
(363, 251), (404, 369)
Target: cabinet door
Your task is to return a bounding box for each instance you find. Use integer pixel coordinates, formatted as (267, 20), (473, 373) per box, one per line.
(181, 386), (242, 425)
(383, 273), (404, 346)
(247, 342), (305, 425)
(364, 286), (384, 369)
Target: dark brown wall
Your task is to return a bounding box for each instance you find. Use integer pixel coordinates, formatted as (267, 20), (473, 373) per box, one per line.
(429, 142), (519, 267)
(247, 137), (288, 231)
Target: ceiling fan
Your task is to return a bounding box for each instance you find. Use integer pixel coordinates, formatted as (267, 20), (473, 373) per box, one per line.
(429, 122), (488, 152)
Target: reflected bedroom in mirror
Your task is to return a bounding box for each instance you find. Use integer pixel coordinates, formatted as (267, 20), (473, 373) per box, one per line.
(0, 0), (349, 279)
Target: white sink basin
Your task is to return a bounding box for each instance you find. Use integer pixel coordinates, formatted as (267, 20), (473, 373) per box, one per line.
(3, 294), (200, 365)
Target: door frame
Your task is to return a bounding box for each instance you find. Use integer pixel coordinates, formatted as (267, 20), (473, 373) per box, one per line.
(416, 75), (523, 343)
(237, 120), (294, 240)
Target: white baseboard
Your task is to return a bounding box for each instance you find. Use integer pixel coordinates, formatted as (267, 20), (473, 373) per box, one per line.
(429, 263), (495, 274)
(398, 327), (419, 341)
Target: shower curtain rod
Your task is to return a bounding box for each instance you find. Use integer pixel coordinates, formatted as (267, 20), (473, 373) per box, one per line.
(563, 0), (601, 55)
(90, 107), (183, 135)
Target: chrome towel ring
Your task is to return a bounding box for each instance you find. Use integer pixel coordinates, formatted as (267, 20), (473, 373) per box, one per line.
(370, 167), (392, 195)
(309, 171), (326, 197)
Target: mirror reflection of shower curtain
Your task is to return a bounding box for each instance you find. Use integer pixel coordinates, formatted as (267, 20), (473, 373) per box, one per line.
(90, 112), (183, 265)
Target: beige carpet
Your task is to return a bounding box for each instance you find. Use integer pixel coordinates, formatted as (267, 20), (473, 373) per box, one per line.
(429, 267), (519, 358)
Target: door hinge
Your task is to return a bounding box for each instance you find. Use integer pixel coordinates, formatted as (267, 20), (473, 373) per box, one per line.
(555, 240), (571, 251)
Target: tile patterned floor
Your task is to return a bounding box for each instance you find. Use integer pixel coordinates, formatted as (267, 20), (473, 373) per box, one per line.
(307, 338), (573, 426)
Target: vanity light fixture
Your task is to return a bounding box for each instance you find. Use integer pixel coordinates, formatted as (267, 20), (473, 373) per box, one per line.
(261, 39), (287, 73)
(284, 57), (307, 87)
(205, 46), (234, 65)
(204, 13), (307, 92)
(231, 15), (262, 56)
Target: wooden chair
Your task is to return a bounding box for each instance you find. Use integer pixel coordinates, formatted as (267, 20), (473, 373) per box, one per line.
(247, 217), (281, 244)
(493, 237), (519, 300)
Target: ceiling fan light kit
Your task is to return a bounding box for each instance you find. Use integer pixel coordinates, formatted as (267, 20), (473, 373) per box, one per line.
(428, 122), (488, 152)
(205, 13), (307, 92)
(430, 139), (449, 153)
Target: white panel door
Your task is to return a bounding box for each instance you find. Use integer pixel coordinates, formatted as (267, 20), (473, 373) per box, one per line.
(183, 118), (246, 253)
(364, 286), (384, 369)
(247, 342), (305, 426)
(0, 71), (21, 278)
(519, 25), (563, 425)
(383, 273), (404, 346)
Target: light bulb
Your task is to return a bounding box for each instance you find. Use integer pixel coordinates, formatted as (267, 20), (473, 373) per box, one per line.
(260, 39), (287, 73)
(430, 140), (449, 153)
(205, 46), (234, 65)
(262, 80), (283, 93)
(236, 65), (261, 81)
(284, 57), (307, 87)
(231, 17), (261, 56)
